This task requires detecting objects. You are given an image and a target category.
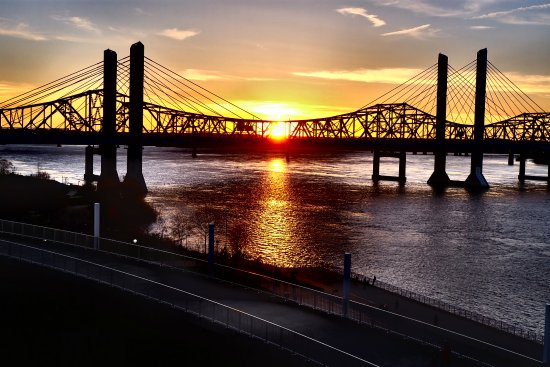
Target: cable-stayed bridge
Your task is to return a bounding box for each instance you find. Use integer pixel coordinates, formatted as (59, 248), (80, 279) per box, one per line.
(0, 42), (549, 192)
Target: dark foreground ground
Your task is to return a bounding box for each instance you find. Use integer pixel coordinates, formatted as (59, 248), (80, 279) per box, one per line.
(0, 256), (313, 367)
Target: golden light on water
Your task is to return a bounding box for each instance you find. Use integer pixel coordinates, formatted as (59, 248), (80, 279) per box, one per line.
(253, 157), (297, 267)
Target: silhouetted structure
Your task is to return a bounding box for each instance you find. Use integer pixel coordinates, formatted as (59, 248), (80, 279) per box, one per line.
(98, 49), (119, 190)
(465, 48), (490, 189)
(1, 43), (549, 191)
(427, 53), (450, 188)
(124, 42), (147, 196)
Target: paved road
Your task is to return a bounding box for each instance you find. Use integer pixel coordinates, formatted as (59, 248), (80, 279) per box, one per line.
(0, 235), (543, 367)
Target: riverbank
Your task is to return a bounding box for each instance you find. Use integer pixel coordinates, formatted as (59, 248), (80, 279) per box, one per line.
(0, 173), (157, 237)
(2, 233), (542, 366)
(184, 253), (543, 361)
(0, 167), (545, 356)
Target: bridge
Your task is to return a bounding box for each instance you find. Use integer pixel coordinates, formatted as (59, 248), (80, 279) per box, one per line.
(1, 42), (549, 193)
(0, 219), (545, 366)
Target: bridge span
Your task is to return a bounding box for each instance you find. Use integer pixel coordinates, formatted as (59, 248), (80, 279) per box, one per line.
(1, 43), (549, 192)
(0, 219), (544, 366)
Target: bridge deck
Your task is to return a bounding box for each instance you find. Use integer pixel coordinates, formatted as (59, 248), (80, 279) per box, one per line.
(0, 233), (542, 366)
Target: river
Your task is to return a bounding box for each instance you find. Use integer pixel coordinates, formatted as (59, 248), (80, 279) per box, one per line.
(1, 144), (549, 336)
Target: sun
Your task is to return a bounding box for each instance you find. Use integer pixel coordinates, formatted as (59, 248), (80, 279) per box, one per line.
(244, 102), (296, 140)
(269, 121), (287, 140)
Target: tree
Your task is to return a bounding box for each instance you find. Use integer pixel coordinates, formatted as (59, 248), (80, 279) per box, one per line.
(31, 171), (50, 180)
(191, 206), (220, 253)
(0, 159), (14, 175)
(227, 221), (250, 262)
(169, 210), (194, 248)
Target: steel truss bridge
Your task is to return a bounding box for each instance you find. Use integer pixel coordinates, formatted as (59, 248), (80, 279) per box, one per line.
(0, 43), (549, 190)
(1, 87), (549, 145)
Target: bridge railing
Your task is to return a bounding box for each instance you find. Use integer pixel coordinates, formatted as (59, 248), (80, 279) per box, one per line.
(0, 218), (542, 344)
(0, 219), (543, 366)
(0, 238), (375, 367)
(358, 273), (542, 344)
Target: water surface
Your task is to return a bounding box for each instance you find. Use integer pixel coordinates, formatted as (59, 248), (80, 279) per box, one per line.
(1, 144), (548, 335)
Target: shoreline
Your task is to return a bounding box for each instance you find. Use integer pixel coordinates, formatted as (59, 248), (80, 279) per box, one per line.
(0, 173), (157, 237)
(0, 171), (544, 350)
(0, 233), (542, 366)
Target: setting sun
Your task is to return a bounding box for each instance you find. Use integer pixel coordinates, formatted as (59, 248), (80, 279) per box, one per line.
(269, 121), (288, 140)
(245, 102), (296, 140)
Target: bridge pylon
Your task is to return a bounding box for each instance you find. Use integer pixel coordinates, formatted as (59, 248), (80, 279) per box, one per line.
(97, 49), (120, 190)
(372, 150), (406, 184)
(427, 53), (450, 189)
(465, 48), (489, 189)
(124, 42), (147, 196)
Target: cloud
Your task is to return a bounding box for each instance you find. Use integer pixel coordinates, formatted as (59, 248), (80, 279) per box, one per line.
(474, 3), (550, 25)
(372, 0), (468, 17)
(180, 69), (276, 82)
(470, 25), (494, 30)
(180, 69), (226, 81)
(135, 8), (150, 16)
(158, 28), (200, 41)
(0, 81), (36, 105)
(372, 0), (500, 17)
(293, 68), (424, 84)
(52, 15), (99, 32)
(0, 22), (46, 41)
(246, 77), (277, 82)
(336, 7), (386, 27)
(495, 72), (550, 95)
(381, 24), (437, 38)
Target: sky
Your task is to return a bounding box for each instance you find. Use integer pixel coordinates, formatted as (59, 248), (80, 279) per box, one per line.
(0, 0), (549, 120)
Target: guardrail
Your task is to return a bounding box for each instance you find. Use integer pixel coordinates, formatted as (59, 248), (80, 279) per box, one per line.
(0, 218), (542, 344)
(361, 273), (543, 343)
(0, 219), (543, 366)
(0, 239), (376, 367)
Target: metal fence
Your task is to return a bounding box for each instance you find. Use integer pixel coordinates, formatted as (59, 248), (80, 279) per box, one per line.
(0, 239), (376, 367)
(0, 218), (542, 344)
(0, 219), (544, 366)
(361, 273), (543, 343)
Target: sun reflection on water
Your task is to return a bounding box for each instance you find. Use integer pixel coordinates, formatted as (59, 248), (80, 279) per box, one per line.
(251, 157), (299, 267)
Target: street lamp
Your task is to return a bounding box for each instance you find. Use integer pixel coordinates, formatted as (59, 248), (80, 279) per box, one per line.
(133, 238), (139, 258)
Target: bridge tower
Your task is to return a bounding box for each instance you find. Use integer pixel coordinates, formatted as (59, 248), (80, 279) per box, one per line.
(97, 49), (120, 189)
(465, 48), (489, 189)
(124, 42), (147, 196)
(427, 53), (450, 189)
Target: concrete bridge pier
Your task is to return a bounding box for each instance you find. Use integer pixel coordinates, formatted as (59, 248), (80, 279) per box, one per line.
(124, 42), (147, 196)
(428, 53), (450, 189)
(518, 154), (526, 183)
(518, 154), (550, 184)
(84, 145), (100, 185)
(372, 150), (406, 184)
(98, 49), (120, 190)
(465, 48), (489, 190)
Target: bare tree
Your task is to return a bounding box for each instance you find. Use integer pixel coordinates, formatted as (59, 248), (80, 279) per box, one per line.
(191, 205), (220, 253)
(0, 159), (14, 175)
(155, 212), (168, 239)
(170, 210), (194, 248)
(227, 220), (250, 262)
(31, 171), (50, 180)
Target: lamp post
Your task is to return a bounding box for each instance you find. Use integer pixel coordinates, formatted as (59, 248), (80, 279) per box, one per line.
(133, 238), (139, 259)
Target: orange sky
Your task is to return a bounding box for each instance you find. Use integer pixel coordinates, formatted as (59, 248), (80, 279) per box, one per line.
(1, 1), (549, 120)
